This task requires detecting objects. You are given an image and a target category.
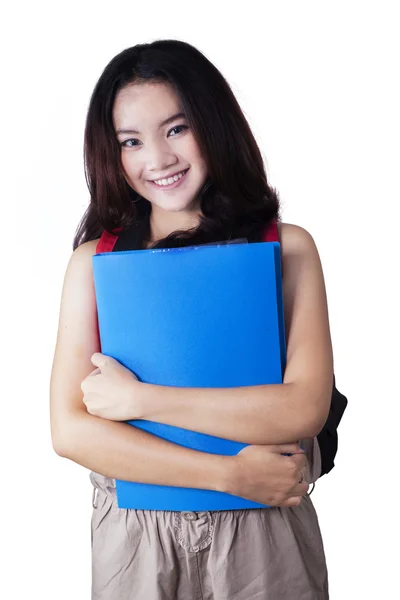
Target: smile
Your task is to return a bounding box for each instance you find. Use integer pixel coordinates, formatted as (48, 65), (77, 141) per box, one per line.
(148, 168), (189, 190)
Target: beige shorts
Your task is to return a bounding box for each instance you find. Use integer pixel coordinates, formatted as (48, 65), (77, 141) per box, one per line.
(90, 438), (328, 600)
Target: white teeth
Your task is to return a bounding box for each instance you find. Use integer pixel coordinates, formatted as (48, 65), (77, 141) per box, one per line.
(153, 170), (186, 186)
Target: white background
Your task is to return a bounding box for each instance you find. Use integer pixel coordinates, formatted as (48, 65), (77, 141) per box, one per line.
(1, 1), (399, 598)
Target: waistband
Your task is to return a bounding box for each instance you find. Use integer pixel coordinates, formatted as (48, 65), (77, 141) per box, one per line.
(90, 471), (117, 509)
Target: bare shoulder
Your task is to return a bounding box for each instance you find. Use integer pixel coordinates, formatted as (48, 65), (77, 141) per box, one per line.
(277, 222), (323, 283)
(277, 222), (318, 256)
(52, 240), (100, 314)
(57, 237), (102, 342)
(55, 237), (102, 337)
(61, 238), (101, 285)
(276, 221), (325, 299)
(69, 238), (100, 264)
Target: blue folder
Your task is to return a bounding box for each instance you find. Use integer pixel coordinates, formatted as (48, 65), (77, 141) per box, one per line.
(92, 242), (286, 510)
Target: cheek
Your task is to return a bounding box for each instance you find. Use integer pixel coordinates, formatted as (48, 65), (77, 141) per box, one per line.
(121, 153), (142, 185)
(184, 138), (208, 172)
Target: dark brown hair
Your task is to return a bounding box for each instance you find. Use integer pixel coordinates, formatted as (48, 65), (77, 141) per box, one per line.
(73, 39), (281, 250)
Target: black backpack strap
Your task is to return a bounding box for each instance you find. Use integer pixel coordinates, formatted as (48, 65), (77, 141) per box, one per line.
(317, 374), (348, 476)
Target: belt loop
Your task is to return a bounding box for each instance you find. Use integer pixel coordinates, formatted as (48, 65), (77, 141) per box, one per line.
(92, 487), (99, 509)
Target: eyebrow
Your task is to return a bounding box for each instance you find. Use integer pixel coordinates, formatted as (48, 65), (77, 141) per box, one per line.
(116, 112), (186, 135)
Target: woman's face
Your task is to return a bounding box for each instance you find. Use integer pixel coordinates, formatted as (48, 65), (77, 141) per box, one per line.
(113, 82), (209, 215)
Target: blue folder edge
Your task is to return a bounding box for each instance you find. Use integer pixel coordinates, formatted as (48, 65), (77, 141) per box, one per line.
(273, 243), (287, 376)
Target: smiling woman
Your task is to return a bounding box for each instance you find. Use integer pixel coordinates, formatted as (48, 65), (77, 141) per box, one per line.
(50, 38), (345, 600)
(113, 82), (208, 226)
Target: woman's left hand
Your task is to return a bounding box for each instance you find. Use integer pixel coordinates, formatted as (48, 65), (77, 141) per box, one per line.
(81, 353), (144, 421)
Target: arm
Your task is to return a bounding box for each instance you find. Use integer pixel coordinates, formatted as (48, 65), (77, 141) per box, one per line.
(50, 240), (226, 490)
(50, 238), (310, 507)
(133, 223), (334, 445)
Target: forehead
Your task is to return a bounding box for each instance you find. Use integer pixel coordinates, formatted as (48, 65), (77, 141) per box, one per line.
(112, 82), (182, 130)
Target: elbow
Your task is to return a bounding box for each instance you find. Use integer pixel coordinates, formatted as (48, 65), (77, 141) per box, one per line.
(300, 400), (331, 439)
(51, 425), (70, 458)
(287, 416), (320, 441)
(52, 439), (68, 458)
(302, 418), (325, 439)
(50, 414), (81, 458)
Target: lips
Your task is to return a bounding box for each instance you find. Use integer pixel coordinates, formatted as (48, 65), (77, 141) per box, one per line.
(150, 168), (189, 184)
(147, 168), (190, 190)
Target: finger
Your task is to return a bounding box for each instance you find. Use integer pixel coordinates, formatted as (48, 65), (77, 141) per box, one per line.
(271, 444), (305, 455)
(277, 483), (309, 508)
(289, 453), (308, 470)
(91, 353), (112, 368)
(291, 482), (310, 497)
(279, 496), (304, 508)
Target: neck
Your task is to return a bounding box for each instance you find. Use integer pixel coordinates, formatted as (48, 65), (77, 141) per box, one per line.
(148, 205), (202, 244)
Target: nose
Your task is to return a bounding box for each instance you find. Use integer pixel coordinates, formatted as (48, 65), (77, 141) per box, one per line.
(146, 140), (178, 173)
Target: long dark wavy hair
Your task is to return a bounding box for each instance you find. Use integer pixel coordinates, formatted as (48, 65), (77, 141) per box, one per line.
(73, 39), (281, 250)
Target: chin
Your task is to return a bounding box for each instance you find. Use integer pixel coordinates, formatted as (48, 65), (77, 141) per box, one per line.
(165, 203), (194, 213)
(153, 197), (200, 213)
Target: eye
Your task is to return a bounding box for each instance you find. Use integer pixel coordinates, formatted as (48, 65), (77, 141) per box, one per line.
(168, 125), (188, 137)
(120, 138), (142, 148)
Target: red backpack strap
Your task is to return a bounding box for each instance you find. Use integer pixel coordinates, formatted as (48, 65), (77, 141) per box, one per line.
(96, 227), (123, 253)
(263, 219), (279, 242)
(96, 222), (278, 251)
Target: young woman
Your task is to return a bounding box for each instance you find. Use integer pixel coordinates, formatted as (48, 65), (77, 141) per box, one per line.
(50, 39), (340, 599)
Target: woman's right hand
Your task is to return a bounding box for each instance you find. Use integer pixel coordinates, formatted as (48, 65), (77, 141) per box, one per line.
(225, 443), (309, 507)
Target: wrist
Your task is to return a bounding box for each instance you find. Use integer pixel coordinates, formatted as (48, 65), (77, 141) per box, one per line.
(210, 454), (238, 495)
(138, 382), (180, 422)
(134, 381), (156, 419)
